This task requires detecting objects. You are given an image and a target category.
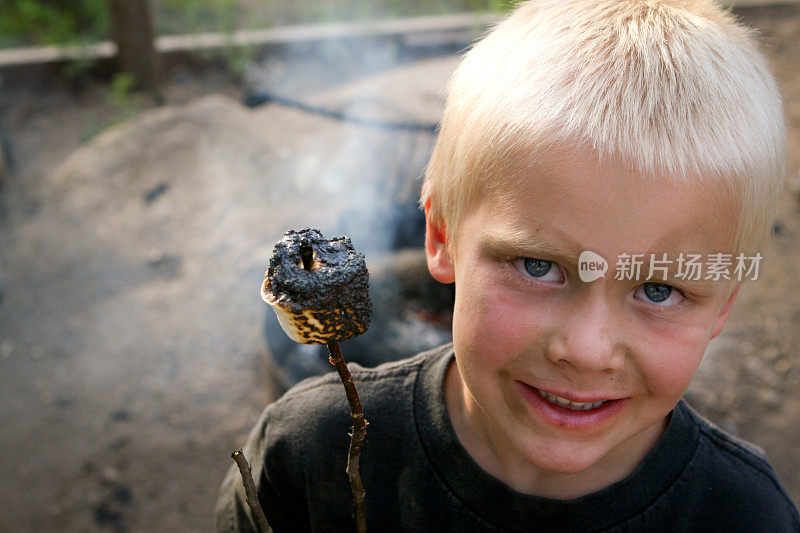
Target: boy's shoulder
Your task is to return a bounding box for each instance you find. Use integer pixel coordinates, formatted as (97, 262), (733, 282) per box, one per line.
(270, 343), (445, 414)
(262, 343), (451, 455)
(662, 401), (800, 529)
(687, 403), (773, 475)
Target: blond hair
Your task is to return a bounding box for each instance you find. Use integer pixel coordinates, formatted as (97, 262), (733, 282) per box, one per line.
(422, 0), (785, 254)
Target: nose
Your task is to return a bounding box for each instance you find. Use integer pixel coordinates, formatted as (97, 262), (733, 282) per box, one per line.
(546, 290), (623, 373)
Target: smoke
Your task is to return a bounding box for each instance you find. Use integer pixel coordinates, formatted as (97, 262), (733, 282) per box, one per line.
(244, 34), (466, 252)
(247, 33), (469, 385)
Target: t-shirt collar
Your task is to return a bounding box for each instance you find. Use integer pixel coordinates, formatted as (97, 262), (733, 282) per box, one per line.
(413, 345), (699, 531)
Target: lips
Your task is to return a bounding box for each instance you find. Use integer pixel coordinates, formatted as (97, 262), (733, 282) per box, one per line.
(516, 381), (629, 429)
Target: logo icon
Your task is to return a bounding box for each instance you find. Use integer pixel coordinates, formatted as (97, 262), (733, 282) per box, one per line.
(579, 250), (607, 282)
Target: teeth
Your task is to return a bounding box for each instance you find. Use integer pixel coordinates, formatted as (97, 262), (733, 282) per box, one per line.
(537, 389), (605, 411)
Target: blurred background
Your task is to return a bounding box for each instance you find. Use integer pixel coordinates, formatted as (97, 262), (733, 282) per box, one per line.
(0, 1), (798, 530)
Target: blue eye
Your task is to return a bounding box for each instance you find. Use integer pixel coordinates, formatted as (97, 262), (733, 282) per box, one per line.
(524, 258), (553, 277)
(514, 258), (564, 283)
(634, 282), (684, 307)
(643, 283), (671, 302)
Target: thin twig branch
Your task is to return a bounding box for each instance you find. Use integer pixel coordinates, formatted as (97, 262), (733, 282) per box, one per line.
(327, 340), (368, 533)
(231, 449), (272, 533)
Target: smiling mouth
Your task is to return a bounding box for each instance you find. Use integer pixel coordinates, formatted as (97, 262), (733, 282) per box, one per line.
(535, 389), (606, 411)
(517, 383), (627, 428)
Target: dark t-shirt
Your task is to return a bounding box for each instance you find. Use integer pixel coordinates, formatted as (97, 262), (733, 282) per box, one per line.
(215, 344), (800, 532)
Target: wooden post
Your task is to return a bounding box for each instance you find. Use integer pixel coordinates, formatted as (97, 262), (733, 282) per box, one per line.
(108, 0), (161, 100)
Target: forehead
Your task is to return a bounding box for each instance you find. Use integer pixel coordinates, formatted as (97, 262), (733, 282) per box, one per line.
(476, 146), (738, 259)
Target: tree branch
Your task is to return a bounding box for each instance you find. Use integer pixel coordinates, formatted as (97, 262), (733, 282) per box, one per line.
(231, 449), (272, 533)
(327, 340), (368, 533)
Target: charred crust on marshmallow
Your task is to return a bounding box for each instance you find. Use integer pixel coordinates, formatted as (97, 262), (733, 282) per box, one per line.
(262, 228), (372, 344)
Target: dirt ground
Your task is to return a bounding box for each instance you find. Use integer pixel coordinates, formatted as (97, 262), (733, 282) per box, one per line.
(1, 4), (799, 532)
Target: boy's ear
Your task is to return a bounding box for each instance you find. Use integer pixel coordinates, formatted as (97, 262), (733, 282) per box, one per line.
(711, 283), (741, 338)
(424, 200), (456, 284)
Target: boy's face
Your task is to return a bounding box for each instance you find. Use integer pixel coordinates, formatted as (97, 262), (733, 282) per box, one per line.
(426, 146), (741, 493)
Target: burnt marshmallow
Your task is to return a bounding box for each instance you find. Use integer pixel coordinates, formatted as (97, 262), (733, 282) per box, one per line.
(262, 228), (372, 344)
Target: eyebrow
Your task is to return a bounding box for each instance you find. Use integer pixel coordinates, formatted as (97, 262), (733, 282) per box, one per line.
(479, 229), (581, 267)
(637, 255), (720, 290)
(668, 277), (718, 292)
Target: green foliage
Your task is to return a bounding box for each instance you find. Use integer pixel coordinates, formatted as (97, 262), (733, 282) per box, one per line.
(216, 40), (255, 79)
(107, 72), (146, 122)
(377, 0), (513, 17)
(214, 0), (255, 78)
(0, 0), (515, 79)
(0, 0), (514, 49)
(153, 0), (515, 36)
(0, 0), (108, 47)
(486, 0), (515, 13)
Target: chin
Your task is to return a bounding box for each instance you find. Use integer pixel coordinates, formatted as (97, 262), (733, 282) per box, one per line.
(521, 440), (609, 476)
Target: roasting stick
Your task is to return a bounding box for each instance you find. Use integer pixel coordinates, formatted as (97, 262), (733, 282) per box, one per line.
(259, 228), (373, 532)
(231, 450), (272, 533)
(327, 340), (368, 533)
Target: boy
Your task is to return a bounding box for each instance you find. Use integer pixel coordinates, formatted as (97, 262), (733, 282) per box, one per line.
(216, 0), (800, 530)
